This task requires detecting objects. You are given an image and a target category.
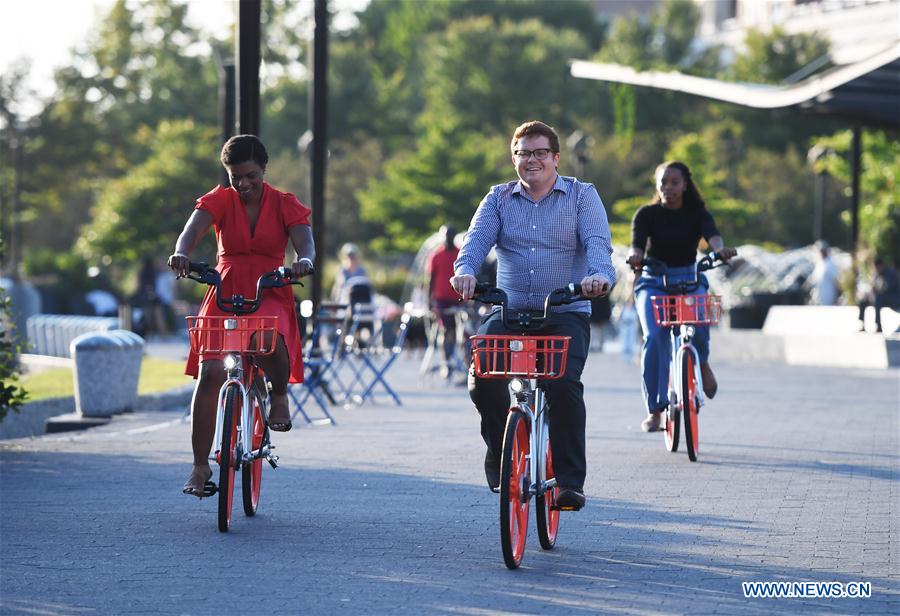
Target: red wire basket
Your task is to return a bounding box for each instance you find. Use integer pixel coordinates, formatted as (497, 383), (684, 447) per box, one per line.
(650, 295), (722, 327)
(187, 316), (279, 355)
(470, 335), (571, 379)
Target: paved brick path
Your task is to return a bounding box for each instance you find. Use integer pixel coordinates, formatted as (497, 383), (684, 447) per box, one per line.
(1, 353), (897, 615)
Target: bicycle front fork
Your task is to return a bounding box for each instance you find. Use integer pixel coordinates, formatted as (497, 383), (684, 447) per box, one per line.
(668, 326), (706, 410)
(510, 384), (556, 502)
(210, 365), (279, 469)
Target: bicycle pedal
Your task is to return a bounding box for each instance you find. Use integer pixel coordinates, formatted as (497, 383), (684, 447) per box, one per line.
(267, 456), (279, 469)
(551, 505), (578, 511)
(202, 480), (218, 497)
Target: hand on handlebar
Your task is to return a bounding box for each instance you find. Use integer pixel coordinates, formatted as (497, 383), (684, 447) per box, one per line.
(451, 273), (478, 301)
(579, 274), (611, 298)
(715, 247), (738, 262)
(168, 253), (191, 278)
(625, 253), (643, 272)
(291, 258), (315, 279)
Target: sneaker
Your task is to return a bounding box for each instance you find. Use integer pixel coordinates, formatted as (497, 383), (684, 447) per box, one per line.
(556, 487), (586, 511)
(484, 450), (500, 492)
(700, 362), (717, 399)
(641, 410), (662, 432)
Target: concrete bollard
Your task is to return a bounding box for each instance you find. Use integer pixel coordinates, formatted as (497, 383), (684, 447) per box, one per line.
(70, 331), (144, 417)
(110, 329), (145, 412)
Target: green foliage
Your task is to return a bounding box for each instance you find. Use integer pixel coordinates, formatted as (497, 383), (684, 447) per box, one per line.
(75, 120), (219, 265)
(420, 17), (593, 134)
(358, 15), (596, 252)
(6, 0), (893, 300)
(812, 130), (900, 264)
(21, 250), (98, 315)
(610, 84), (636, 156)
(360, 128), (509, 252)
(598, 0), (702, 70)
(0, 238), (27, 423)
(729, 27), (832, 84)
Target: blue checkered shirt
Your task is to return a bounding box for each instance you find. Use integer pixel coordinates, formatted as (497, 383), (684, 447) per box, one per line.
(454, 174), (616, 314)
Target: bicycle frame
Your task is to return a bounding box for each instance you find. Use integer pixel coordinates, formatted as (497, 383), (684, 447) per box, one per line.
(211, 358), (274, 467)
(508, 380), (556, 501)
(667, 324), (705, 410)
(641, 253), (725, 413)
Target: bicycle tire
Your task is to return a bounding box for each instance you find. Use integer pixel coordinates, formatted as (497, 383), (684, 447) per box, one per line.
(242, 387), (265, 516)
(665, 400), (680, 453)
(218, 384), (239, 532)
(535, 421), (559, 550)
(499, 409), (530, 569)
(682, 352), (699, 462)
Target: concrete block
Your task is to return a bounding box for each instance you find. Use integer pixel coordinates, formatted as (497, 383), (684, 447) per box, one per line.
(70, 331), (144, 417)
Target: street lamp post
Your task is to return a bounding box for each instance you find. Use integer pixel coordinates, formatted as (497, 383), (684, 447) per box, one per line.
(807, 144), (829, 244)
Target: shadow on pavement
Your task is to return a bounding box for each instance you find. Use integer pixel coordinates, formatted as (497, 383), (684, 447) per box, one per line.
(2, 449), (896, 615)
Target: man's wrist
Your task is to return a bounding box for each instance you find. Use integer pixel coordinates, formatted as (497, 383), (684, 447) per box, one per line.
(296, 257), (313, 266)
(172, 251), (188, 259)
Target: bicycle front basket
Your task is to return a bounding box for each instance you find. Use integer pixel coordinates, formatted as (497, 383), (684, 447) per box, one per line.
(650, 295), (722, 327)
(470, 335), (571, 379)
(187, 315), (279, 355)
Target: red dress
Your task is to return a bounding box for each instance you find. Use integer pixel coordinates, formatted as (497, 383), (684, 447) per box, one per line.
(185, 183), (311, 383)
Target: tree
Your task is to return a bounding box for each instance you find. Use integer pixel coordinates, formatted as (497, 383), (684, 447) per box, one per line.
(0, 237), (27, 423)
(812, 130), (900, 264)
(730, 27), (831, 84)
(420, 17), (594, 134)
(359, 126), (509, 253)
(75, 120), (219, 265)
(359, 15), (595, 251)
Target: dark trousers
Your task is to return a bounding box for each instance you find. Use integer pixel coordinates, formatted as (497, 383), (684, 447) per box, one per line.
(858, 295), (898, 331)
(433, 298), (458, 362)
(468, 310), (590, 489)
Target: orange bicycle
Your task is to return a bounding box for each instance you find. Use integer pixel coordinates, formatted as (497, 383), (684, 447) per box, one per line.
(470, 283), (585, 569)
(639, 253), (725, 462)
(184, 261), (305, 532)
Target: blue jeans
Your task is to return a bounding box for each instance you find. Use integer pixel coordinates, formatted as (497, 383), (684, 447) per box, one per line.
(634, 266), (710, 414)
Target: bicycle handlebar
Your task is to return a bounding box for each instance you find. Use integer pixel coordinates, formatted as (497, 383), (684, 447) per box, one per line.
(634, 252), (729, 295)
(183, 261), (309, 315)
(469, 282), (586, 331)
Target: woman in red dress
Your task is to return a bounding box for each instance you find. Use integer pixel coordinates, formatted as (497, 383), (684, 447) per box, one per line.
(168, 135), (315, 497)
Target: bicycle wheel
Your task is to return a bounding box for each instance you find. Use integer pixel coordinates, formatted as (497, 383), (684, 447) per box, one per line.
(681, 352), (699, 462)
(242, 387), (265, 516)
(664, 399), (680, 453)
(535, 424), (559, 550)
(218, 384), (239, 532)
(499, 409), (530, 569)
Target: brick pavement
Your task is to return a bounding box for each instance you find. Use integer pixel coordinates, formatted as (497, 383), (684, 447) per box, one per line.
(1, 353), (897, 615)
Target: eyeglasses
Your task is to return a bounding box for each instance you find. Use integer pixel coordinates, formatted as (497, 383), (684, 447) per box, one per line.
(513, 148), (554, 161)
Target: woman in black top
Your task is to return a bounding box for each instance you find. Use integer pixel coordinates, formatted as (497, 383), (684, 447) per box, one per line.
(626, 161), (737, 432)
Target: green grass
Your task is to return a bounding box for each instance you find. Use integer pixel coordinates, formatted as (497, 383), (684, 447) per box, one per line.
(20, 357), (193, 403)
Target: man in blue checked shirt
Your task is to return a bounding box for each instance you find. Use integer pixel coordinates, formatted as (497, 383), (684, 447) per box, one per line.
(451, 120), (615, 511)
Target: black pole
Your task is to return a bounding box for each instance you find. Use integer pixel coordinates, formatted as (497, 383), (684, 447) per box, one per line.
(850, 126), (862, 258)
(218, 60), (236, 186)
(11, 130), (22, 279)
(236, 0), (261, 136)
(311, 0), (329, 308)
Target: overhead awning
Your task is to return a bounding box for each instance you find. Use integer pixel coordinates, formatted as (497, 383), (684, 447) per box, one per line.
(570, 42), (900, 130)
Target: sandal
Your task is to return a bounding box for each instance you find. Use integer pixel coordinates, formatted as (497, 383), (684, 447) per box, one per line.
(182, 465), (215, 498)
(268, 394), (292, 432)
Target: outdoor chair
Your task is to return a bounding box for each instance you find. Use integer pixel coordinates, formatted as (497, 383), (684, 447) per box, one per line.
(287, 303), (347, 426)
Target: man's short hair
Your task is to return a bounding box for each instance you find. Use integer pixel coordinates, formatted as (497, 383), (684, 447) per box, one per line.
(511, 121), (560, 154)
